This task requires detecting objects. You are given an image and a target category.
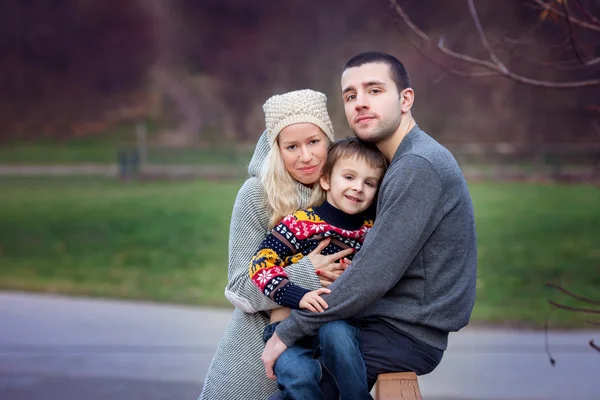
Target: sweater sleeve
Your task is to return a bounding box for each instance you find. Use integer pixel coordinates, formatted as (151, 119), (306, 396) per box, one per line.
(249, 216), (310, 308)
(224, 178), (320, 313)
(276, 155), (444, 346)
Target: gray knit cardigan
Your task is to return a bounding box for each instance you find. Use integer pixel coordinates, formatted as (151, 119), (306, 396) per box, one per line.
(198, 131), (322, 400)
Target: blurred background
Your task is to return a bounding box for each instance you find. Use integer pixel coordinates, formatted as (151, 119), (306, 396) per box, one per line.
(0, 0), (600, 399)
(0, 1), (599, 397)
(2, 0), (600, 324)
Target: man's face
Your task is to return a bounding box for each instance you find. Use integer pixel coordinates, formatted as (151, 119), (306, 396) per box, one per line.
(341, 63), (404, 143)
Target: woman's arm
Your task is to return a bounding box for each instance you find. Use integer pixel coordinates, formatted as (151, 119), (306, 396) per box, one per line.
(224, 177), (321, 313)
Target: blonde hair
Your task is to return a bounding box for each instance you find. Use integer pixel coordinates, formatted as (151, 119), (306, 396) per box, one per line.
(261, 138), (330, 228)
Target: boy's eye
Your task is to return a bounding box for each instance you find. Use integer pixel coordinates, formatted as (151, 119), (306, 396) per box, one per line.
(344, 175), (354, 180)
(366, 181), (375, 188)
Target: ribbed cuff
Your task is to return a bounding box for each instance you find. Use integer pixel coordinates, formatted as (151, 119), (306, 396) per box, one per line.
(273, 282), (310, 309)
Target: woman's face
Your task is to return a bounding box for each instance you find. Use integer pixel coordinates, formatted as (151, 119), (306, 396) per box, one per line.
(277, 123), (329, 185)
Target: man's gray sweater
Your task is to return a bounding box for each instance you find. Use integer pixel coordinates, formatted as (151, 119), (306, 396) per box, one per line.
(276, 125), (477, 351)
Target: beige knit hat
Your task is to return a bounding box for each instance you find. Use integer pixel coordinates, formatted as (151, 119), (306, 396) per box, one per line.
(263, 89), (335, 147)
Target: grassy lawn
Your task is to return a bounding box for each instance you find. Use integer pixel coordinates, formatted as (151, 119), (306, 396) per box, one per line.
(1, 177), (599, 327)
(0, 125), (254, 165)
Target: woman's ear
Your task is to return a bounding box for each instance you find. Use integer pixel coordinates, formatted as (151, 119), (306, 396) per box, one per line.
(319, 175), (330, 191)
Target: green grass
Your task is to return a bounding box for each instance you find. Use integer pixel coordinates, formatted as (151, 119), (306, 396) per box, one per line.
(0, 124), (254, 165)
(0, 177), (243, 307)
(0, 177), (599, 327)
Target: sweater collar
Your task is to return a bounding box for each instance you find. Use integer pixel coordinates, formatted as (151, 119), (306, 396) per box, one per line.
(392, 124), (422, 163)
(313, 201), (365, 231)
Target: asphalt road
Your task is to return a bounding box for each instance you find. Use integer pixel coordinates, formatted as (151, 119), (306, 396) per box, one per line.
(1, 291), (598, 400)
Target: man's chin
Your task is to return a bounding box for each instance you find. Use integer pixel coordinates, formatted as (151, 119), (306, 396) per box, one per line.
(353, 130), (378, 142)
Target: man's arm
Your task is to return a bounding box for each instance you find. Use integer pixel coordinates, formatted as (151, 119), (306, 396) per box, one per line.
(275, 155), (444, 346)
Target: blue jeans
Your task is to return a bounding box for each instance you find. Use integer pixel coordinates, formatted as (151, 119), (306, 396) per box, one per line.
(264, 320), (370, 400)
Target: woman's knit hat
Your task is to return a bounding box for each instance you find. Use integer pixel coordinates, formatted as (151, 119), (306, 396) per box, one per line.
(263, 89), (335, 147)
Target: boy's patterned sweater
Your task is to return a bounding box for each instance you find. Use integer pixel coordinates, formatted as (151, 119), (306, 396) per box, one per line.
(249, 201), (373, 309)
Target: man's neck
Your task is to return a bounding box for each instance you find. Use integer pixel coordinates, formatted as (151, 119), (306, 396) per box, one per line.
(377, 115), (416, 163)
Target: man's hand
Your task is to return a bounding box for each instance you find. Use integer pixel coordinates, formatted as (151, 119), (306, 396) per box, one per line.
(261, 332), (288, 380)
(299, 287), (331, 312)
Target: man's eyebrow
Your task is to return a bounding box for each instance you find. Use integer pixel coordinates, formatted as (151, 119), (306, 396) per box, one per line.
(364, 80), (386, 87)
(342, 85), (355, 95)
(342, 80), (387, 94)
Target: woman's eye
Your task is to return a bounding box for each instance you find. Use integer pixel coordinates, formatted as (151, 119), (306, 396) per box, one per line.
(309, 139), (320, 145)
(286, 145), (297, 151)
(344, 175), (354, 180)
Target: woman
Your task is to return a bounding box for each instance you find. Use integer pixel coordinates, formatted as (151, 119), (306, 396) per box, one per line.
(199, 89), (351, 400)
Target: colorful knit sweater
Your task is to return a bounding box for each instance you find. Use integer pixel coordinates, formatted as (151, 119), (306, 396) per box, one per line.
(249, 201), (374, 309)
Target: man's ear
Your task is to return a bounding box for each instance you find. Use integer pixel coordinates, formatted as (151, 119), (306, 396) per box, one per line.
(400, 88), (414, 114)
(319, 175), (330, 191)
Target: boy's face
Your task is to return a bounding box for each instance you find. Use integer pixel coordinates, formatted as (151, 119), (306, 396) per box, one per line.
(320, 156), (383, 215)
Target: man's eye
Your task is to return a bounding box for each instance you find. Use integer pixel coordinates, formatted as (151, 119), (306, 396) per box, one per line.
(345, 94), (356, 102)
(370, 88), (381, 94)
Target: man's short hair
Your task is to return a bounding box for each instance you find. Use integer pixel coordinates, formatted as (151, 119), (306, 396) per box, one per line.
(343, 52), (411, 95)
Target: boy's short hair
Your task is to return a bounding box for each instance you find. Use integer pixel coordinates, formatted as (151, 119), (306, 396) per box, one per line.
(322, 137), (388, 178)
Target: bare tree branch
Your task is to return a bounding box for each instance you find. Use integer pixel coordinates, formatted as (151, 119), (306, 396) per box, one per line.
(575, 0), (600, 26)
(563, 0), (587, 64)
(389, 0), (600, 89)
(389, 1), (499, 78)
(531, 0), (600, 32)
(548, 300), (600, 314)
(467, 0), (510, 72)
(591, 339), (600, 352)
(546, 282), (600, 305)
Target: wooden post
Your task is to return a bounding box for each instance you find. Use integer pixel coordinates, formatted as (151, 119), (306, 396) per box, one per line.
(374, 372), (422, 400)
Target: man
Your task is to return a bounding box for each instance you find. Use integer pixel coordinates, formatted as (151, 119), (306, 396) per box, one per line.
(262, 51), (478, 394)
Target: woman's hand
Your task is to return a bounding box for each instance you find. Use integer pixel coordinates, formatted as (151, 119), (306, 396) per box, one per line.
(306, 238), (354, 287)
(317, 257), (352, 287)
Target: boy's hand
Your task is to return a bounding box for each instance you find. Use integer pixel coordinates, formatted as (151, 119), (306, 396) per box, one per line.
(299, 288), (331, 312)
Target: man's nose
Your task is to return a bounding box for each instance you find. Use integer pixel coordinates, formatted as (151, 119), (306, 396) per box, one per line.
(355, 92), (369, 110)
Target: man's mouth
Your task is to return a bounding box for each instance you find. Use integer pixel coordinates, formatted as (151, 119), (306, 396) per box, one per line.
(356, 115), (375, 123)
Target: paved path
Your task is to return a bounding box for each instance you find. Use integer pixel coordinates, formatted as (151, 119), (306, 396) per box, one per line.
(0, 291), (598, 399)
